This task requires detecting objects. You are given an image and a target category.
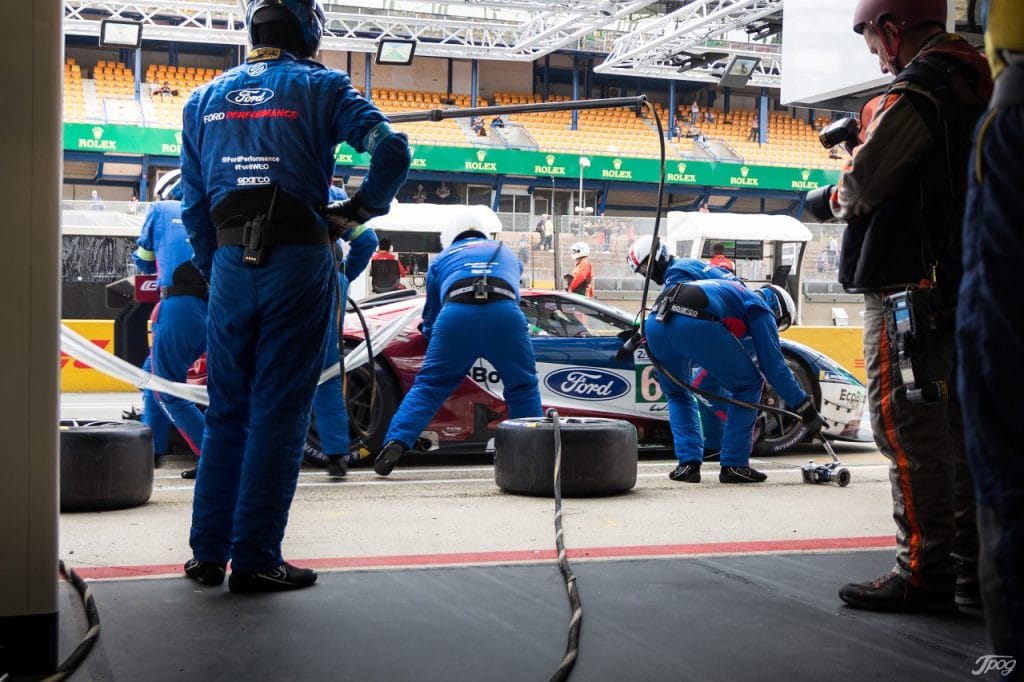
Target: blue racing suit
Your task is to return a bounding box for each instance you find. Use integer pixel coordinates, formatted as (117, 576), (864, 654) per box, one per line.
(384, 237), (543, 449)
(133, 200), (207, 456)
(644, 276), (809, 467)
(653, 259), (736, 461)
(180, 46), (410, 572)
(311, 187), (379, 459)
(141, 356), (170, 457)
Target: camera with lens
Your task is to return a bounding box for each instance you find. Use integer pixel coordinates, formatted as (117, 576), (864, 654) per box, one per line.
(819, 117), (860, 154)
(883, 288), (948, 404)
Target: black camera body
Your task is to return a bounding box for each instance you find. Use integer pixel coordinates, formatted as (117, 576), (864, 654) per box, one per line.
(819, 117), (860, 153)
(883, 288), (948, 404)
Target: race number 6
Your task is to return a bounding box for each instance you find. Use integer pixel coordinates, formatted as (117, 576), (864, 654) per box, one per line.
(638, 364), (664, 402)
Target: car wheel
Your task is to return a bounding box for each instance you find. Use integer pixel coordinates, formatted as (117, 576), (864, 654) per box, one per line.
(752, 354), (818, 456)
(60, 419), (154, 512)
(304, 354), (402, 467)
(494, 417), (637, 497)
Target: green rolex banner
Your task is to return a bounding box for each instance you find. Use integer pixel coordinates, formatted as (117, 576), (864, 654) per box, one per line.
(62, 123), (840, 191)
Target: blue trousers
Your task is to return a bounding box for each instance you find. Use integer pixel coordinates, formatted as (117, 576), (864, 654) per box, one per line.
(190, 244), (334, 572)
(385, 299), (542, 449)
(646, 314), (800, 467)
(141, 356), (170, 457)
(692, 366), (727, 453)
(150, 295), (208, 455)
(312, 275), (350, 455)
(958, 104), (1024, 657)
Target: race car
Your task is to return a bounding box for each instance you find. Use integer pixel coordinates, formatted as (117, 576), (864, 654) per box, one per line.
(311, 288), (872, 462)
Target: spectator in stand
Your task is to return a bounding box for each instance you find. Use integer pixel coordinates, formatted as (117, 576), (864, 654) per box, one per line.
(704, 109), (716, 124)
(128, 191), (139, 215)
(690, 99), (700, 126)
(372, 237), (408, 278)
(748, 113), (760, 142)
(537, 213), (553, 251)
(491, 116), (505, 129)
(90, 190), (105, 210)
(435, 181), (451, 201)
(471, 116), (486, 136)
(708, 243), (735, 274)
(412, 184), (427, 203)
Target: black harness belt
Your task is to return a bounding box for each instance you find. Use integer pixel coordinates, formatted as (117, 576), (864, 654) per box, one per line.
(212, 187), (330, 265)
(160, 284), (208, 299)
(654, 283), (720, 323)
(445, 276), (517, 304)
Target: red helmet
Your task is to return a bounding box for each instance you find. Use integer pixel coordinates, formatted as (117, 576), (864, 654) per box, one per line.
(852, 0), (946, 35)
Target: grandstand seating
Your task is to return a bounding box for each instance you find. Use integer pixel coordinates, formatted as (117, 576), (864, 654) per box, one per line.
(61, 65), (846, 169)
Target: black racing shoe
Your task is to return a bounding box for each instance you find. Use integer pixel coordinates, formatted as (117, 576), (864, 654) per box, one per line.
(184, 558), (226, 586)
(228, 562), (318, 595)
(181, 468), (197, 480)
(374, 440), (407, 477)
(326, 456), (348, 478)
(839, 572), (956, 613)
(719, 466), (768, 483)
(669, 461), (702, 483)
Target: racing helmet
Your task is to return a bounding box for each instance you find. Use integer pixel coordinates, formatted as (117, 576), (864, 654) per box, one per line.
(626, 235), (672, 285)
(758, 284), (797, 332)
(570, 241), (590, 259)
(440, 207), (489, 249)
(153, 169), (183, 201)
(853, 0), (946, 34)
(247, 0), (326, 59)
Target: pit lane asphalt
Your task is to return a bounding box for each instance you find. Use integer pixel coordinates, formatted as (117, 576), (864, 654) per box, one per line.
(59, 393), (894, 573)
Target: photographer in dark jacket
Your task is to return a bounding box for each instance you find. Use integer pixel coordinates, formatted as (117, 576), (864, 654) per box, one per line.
(808, 0), (992, 612)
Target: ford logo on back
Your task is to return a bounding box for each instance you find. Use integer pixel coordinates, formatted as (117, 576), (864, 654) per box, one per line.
(544, 368), (630, 402)
(226, 88), (275, 106)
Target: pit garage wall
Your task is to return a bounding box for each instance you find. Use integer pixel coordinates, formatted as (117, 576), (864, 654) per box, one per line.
(59, 319), (867, 392)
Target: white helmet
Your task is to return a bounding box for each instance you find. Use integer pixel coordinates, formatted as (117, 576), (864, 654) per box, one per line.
(626, 235), (672, 285)
(570, 241), (590, 259)
(440, 206), (490, 249)
(758, 284), (797, 331)
(154, 169), (182, 201)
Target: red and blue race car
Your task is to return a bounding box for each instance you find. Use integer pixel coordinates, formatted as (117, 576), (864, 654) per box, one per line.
(311, 288), (872, 462)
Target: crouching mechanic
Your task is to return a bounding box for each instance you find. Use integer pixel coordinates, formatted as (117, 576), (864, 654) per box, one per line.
(373, 208), (543, 476)
(180, 0), (410, 593)
(314, 184), (379, 478)
(626, 236), (824, 483)
(132, 169), (207, 479)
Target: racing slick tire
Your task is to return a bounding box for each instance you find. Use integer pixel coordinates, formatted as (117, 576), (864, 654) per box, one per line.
(753, 353), (818, 457)
(304, 356), (401, 467)
(494, 417), (637, 497)
(60, 419), (154, 512)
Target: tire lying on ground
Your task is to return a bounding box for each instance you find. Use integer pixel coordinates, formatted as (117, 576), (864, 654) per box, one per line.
(60, 420), (154, 512)
(494, 417), (638, 497)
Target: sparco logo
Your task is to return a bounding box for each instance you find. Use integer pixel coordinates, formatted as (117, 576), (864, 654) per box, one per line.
(227, 88), (275, 106)
(544, 368), (629, 401)
(237, 176), (271, 186)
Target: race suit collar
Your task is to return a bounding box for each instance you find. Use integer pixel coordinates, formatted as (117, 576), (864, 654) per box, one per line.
(246, 46), (298, 63)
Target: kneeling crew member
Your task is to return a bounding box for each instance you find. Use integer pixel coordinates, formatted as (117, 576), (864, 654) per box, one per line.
(627, 236), (823, 483)
(374, 208), (543, 475)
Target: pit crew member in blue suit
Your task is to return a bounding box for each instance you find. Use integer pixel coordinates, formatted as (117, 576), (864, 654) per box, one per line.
(179, 0), (410, 593)
(313, 184), (379, 478)
(373, 208), (543, 476)
(626, 236), (824, 483)
(132, 169), (207, 478)
(624, 237), (738, 476)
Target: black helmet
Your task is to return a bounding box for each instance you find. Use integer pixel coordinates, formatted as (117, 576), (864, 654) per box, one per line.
(247, 0), (326, 59)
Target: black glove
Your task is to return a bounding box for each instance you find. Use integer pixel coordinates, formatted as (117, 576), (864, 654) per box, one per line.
(614, 332), (642, 363)
(323, 191), (389, 234)
(805, 185), (836, 223)
(794, 397), (825, 435)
